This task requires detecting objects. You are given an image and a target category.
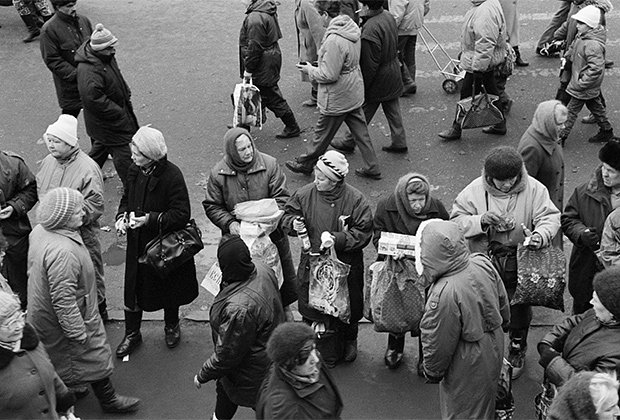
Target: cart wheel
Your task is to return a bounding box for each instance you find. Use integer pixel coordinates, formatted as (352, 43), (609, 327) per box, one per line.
(442, 79), (459, 94)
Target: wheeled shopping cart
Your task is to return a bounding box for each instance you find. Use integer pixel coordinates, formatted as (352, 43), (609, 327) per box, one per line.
(417, 25), (465, 94)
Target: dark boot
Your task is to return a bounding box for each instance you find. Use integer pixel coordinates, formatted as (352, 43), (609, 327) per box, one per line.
(91, 378), (140, 413)
(20, 15), (41, 43)
(588, 128), (614, 143)
(343, 339), (357, 362)
(438, 122), (461, 140)
(164, 322), (181, 349)
(116, 311), (142, 358)
(276, 111), (300, 139)
(482, 119), (507, 135)
(384, 334), (405, 369)
(400, 62), (417, 96)
(513, 46), (529, 67)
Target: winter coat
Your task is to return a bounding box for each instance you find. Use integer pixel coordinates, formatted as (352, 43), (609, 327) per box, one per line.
(117, 158), (198, 311)
(282, 181), (373, 323)
(517, 101), (565, 212)
(359, 9), (403, 102)
(0, 324), (74, 420)
(197, 262), (284, 408)
(451, 167), (561, 250)
(388, 0), (428, 36)
(566, 25), (606, 100)
(75, 43), (139, 146)
(26, 225), (114, 386)
(599, 208), (620, 268)
(561, 167), (612, 312)
(40, 12), (92, 111)
(459, 0), (507, 73)
(419, 221), (510, 420)
(498, 0), (518, 45)
(295, 0), (326, 63)
(256, 362), (343, 419)
(308, 15), (365, 116)
(539, 309), (620, 387)
(0, 151), (36, 243)
(239, 0), (283, 87)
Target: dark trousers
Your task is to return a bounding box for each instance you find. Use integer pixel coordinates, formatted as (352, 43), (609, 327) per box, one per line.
(560, 94), (612, 140)
(536, 1), (571, 49)
(451, 70), (503, 126)
(298, 107), (379, 173)
(398, 35), (418, 82)
(125, 307), (179, 333)
(254, 84), (293, 120)
(89, 140), (132, 191)
(343, 98), (407, 149)
(61, 108), (81, 118)
(215, 380), (239, 420)
(1, 235), (29, 309)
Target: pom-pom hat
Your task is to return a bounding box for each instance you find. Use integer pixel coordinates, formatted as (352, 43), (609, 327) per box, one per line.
(90, 23), (118, 51)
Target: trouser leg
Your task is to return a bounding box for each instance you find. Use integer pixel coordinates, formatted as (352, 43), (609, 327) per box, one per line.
(585, 96), (612, 131)
(62, 108), (81, 118)
(214, 380), (239, 420)
(109, 144), (132, 192)
(1, 235), (29, 310)
(404, 35), (417, 83)
(537, 1), (571, 49)
(559, 96), (586, 140)
(256, 84), (294, 120)
(344, 107), (380, 174)
(388, 333), (405, 352)
(125, 309), (143, 334)
(382, 98), (407, 148)
(89, 140), (109, 168)
(299, 114), (346, 167)
(164, 306), (180, 328)
(343, 101), (380, 148)
(80, 225), (106, 306)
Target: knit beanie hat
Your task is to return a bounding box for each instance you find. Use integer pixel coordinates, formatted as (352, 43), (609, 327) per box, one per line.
(593, 267), (620, 319)
(484, 146), (523, 180)
(267, 322), (316, 369)
(548, 371), (598, 420)
(90, 23), (118, 51)
(37, 187), (83, 231)
(599, 139), (620, 171)
(572, 5), (601, 28)
(0, 290), (21, 326)
(44, 114), (78, 147)
(316, 150), (349, 182)
(132, 125), (168, 161)
(217, 235), (255, 285)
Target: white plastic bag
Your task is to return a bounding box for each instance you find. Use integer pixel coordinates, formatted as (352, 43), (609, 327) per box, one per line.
(232, 78), (262, 129)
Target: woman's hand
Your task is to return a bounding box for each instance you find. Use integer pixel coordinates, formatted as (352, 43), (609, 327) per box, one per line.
(296, 62), (311, 75)
(229, 221), (241, 235)
(292, 218), (306, 233)
(129, 213), (149, 229)
(481, 211), (503, 228)
(115, 214), (128, 235)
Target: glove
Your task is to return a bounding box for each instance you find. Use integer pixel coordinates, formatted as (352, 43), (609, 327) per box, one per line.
(579, 229), (600, 249)
(292, 218), (306, 233)
(538, 343), (560, 369)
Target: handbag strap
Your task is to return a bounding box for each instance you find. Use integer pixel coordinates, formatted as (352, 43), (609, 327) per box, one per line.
(156, 213), (164, 253)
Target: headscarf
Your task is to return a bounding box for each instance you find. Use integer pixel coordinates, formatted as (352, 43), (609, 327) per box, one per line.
(217, 235), (255, 286)
(530, 100), (566, 143)
(36, 187), (84, 231)
(395, 173), (432, 222)
(132, 125), (168, 161)
(223, 127), (256, 172)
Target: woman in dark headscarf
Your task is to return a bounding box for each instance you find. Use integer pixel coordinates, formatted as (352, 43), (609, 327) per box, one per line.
(203, 127), (297, 319)
(373, 173), (449, 370)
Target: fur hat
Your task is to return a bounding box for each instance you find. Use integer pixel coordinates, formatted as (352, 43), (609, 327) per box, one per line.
(548, 371), (598, 420)
(316, 150), (349, 182)
(45, 114), (78, 147)
(572, 5), (601, 28)
(90, 23), (118, 51)
(593, 267), (620, 319)
(599, 139), (620, 171)
(132, 125), (168, 161)
(37, 187), (84, 231)
(484, 146), (523, 180)
(266, 322), (316, 369)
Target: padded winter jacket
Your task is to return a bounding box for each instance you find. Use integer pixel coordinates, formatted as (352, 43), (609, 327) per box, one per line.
(566, 25), (607, 100)
(459, 0), (507, 72)
(0, 151), (36, 241)
(388, 0), (428, 36)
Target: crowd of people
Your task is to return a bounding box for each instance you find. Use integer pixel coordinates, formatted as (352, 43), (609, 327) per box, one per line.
(2, 0), (620, 419)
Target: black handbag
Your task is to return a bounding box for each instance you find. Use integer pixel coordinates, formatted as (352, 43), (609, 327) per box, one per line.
(138, 215), (204, 277)
(456, 85), (504, 129)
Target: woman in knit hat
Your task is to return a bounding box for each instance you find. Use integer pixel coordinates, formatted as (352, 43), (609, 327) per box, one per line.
(548, 371), (620, 420)
(537, 266), (620, 414)
(203, 127), (297, 320)
(451, 145), (561, 379)
(282, 150), (373, 367)
(372, 173), (449, 370)
(114, 125), (198, 358)
(256, 322), (343, 419)
(563, 139), (620, 315)
(0, 289), (77, 419)
(27, 187), (140, 414)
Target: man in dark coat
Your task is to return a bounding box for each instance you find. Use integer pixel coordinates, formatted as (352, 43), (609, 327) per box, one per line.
(562, 140), (620, 314)
(40, 0), (93, 117)
(331, 0), (408, 154)
(239, 0), (300, 139)
(0, 151), (37, 310)
(194, 235), (284, 420)
(75, 23), (138, 191)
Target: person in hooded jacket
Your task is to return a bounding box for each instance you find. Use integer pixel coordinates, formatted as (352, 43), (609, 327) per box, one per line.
(517, 100), (568, 246)
(239, 0), (301, 139)
(418, 220), (510, 419)
(194, 235), (284, 420)
(75, 23), (139, 190)
(287, 8), (382, 180)
(561, 140), (620, 314)
(373, 173), (449, 370)
(438, 0), (508, 141)
(203, 127), (297, 318)
(451, 146), (561, 379)
(39, 0), (93, 117)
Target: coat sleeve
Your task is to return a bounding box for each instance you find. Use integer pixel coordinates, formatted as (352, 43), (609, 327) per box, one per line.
(281, 191), (304, 236)
(152, 167), (191, 233)
(518, 142), (542, 179)
(242, 16), (266, 74)
(388, 0), (407, 27)
(80, 165), (105, 225)
(576, 42), (605, 92)
(308, 37), (345, 84)
(333, 193), (373, 252)
(261, 389), (304, 420)
(539, 313), (583, 351)
(420, 282), (461, 379)
(47, 248), (88, 342)
(268, 163), (290, 211)
(599, 212), (620, 268)
(196, 306), (258, 383)
(450, 185), (486, 239)
(203, 171), (236, 233)
(530, 181), (561, 247)
(360, 37), (381, 93)
(372, 200), (389, 250)
(78, 69), (127, 121)
(40, 29), (78, 83)
(561, 186), (588, 245)
(6, 157), (37, 217)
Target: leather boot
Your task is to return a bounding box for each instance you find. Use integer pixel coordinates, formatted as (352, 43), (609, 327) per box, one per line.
(384, 334), (404, 369)
(116, 311), (142, 358)
(164, 322), (181, 349)
(276, 111), (300, 139)
(343, 339), (357, 362)
(482, 120), (507, 135)
(91, 378), (140, 413)
(438, 122), (461, 140)
(513, 46), (529, 67)
(20, 15), (41, 43)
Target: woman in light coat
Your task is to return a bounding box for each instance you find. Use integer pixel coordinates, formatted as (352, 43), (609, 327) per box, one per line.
(294, 0), (326, 106)
(27, 187), (139, 414)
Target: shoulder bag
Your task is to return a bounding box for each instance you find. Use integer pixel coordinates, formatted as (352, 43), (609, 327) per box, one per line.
(456, 85), (504, 130)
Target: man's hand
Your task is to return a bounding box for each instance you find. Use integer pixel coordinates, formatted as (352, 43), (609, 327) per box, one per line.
(481, 211), (503, 228)
(0, 205), (14, 220)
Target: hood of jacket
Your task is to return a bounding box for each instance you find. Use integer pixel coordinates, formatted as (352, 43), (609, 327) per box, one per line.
(528, 100), (564, 145)
(418, 220), (470, 284)
(74, 42), (100, 65)
(248, 0), (277, 15)
(324, 14), (360, 43)
(579, 24), (607, 44)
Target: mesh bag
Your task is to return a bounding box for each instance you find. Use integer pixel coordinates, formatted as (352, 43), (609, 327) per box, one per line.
(309, 247), (351, 323)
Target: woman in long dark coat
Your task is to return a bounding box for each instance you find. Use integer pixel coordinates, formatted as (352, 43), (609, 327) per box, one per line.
(114, 125), (198, 358)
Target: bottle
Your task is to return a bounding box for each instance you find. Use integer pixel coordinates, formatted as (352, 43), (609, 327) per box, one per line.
(297, 218), (311, 251)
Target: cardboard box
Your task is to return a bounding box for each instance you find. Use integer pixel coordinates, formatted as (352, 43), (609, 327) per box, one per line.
(378, 232), (417, 257)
